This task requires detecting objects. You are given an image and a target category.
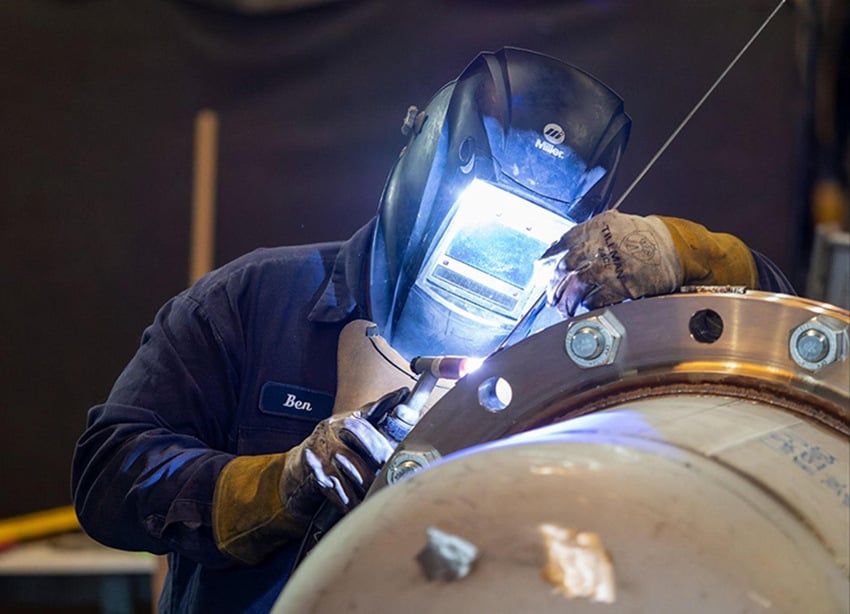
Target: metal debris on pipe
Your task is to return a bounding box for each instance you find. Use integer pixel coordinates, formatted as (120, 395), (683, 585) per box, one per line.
(416, 526), (479, 581)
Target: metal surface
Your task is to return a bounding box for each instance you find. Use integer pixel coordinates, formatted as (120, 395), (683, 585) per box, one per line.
(276, 424), (848, 613)
(372, 291), (849, 481)
(273, 291), (850, 612)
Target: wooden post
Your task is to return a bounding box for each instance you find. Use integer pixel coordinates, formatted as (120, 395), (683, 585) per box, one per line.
(188, 109), (219, 285)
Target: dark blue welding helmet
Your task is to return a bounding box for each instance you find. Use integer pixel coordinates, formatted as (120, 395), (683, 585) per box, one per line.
(369, 47), (631, 361)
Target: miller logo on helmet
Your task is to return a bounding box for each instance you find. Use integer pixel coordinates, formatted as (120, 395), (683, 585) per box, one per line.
(543, 123), (566, 144)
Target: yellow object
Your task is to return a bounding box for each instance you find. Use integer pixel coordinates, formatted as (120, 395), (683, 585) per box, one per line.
(213, 453), (304, 565)
(657, 216), (758, 288)
(0, 505), (81, 545)
(812, 178), (849, 229)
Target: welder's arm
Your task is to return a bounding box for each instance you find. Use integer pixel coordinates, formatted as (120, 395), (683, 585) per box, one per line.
(544, 210), (793, 317)
(72, 293), (246, 569)
(212, 390), (404, 565)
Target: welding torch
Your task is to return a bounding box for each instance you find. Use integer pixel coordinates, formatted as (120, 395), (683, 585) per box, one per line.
(377, 355), (474, 443)
(292, 355), (474, 566)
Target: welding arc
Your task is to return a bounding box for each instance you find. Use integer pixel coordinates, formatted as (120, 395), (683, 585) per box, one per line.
(610, 0), (788, 210)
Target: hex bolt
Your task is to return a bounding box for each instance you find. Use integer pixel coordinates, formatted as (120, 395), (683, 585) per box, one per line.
(789, 316), (849, 371)
(387, 457), (424, 484)
(570, 326), (605, 360)
(795, 329), (830, 363)
(386, 450), (439, 484)
(564, 311), (625, 368)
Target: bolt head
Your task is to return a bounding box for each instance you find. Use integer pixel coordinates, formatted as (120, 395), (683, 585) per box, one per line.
(564, 311), (625, 368)
(789, 315), (849, 371)
(386, 450), (439, 484)
(796, 329), (829, 363)
(389, 459), (423, 482)
(571, 326), (604, 359)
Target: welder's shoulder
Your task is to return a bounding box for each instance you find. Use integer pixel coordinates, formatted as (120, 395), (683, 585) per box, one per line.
(184, 241), (343, 304)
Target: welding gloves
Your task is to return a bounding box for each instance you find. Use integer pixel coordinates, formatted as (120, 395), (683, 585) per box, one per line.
(544, 210), (758, 317)
(213, 388), (407, 565)
(279, 388), (406, 519)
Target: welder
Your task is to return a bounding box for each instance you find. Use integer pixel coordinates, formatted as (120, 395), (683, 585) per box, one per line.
(71, 47), (794, 613)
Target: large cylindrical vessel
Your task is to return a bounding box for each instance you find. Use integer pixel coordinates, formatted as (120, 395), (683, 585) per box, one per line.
(275, 291), (850, 613)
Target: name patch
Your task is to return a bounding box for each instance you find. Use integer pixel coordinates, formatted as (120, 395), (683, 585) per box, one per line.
(259, 382), (333, 421)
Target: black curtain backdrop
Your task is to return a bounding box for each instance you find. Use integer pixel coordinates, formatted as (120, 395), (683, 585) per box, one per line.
(0, 0), (802, 518)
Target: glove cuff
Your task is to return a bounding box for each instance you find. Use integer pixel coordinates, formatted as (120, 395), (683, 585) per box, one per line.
(213, 453), (304, 565)
(655, 216), (757, 288)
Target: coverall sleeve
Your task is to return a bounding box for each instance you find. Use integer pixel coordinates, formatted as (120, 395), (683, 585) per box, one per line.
(72, 291), (242, 568)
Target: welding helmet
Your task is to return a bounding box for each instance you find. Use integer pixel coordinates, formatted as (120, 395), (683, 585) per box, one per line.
(369, 47), (631, 361)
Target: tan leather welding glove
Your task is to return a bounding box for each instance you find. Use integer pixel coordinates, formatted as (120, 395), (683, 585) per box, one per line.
(213, 452), (302, 565)
(212, 388), (406, 565)
(658, 215), (758, 288)
(543, 210), (757, 317)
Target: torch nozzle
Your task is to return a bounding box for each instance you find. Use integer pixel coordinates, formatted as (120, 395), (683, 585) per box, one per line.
(410, 355), (479, 380)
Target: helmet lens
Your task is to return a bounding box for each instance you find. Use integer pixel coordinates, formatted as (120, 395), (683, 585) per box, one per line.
(417, 179), (573, 323)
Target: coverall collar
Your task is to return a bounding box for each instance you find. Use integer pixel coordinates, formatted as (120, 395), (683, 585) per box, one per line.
(308, 218), (375, 323)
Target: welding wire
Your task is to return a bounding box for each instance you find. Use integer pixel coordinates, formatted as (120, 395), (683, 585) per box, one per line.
(610, 0), (788, 211)
(189, 108), (220, 285)
(498, 0), (788, 352)
(495, 292), (548, 352)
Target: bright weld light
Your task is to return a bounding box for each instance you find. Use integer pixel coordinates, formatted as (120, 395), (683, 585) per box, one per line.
(411, 355), (484, 379)
(454, 179), (531, 222)
(459, 357), (484, 378)
(452, 180), (572, 243)
(450, 179), (574, 291)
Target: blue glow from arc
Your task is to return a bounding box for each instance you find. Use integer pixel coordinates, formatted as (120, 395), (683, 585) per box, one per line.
(431, 409), (668, 467)
(123, 444), (208, 489)
(504, 410), (663, 445)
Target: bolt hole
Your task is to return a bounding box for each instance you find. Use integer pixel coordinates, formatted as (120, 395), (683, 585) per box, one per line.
(477, 376), (512, 412)
(459, 137), (476, 173)
(689, 309), (723, 343)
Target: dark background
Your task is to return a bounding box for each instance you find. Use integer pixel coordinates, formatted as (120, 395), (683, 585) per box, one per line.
(0, 0), (836, 520)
